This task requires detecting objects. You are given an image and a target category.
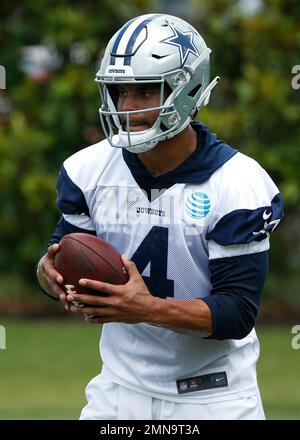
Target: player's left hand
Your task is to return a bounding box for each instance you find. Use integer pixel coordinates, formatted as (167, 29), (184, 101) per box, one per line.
(67, 255), (156, 324)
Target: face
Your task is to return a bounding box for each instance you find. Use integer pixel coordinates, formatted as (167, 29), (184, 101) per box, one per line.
(116, 83), (162, 132)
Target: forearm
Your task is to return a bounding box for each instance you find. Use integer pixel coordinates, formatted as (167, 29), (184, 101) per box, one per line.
(202, 252), (268, 340)
(148, 297), (213, 336)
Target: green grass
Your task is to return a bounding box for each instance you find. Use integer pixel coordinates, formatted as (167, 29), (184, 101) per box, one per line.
(0, 317), (101, 419)
(0, 319), (299, 419)
(256, 326), (300, 420)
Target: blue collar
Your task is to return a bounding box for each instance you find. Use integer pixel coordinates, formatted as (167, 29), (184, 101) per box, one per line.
(122, 121), (238, 185)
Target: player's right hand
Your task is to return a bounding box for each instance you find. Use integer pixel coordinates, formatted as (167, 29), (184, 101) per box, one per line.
(37, 243), (70, 310)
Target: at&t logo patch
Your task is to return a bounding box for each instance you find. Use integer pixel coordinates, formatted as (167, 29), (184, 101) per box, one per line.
(185, 192), (210, 219)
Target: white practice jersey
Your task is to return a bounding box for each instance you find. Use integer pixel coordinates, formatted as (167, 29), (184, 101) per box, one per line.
(56, 131), (282, 403)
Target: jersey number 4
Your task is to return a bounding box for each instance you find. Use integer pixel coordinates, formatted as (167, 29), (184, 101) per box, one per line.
(131, 226), (174, 298)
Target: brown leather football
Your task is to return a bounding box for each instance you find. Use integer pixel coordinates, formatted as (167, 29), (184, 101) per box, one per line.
(54, 233), (129, 299)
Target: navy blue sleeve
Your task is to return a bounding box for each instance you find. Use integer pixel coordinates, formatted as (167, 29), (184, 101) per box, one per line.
(201, 251), (268, 340)
(56, 166), (90, 215)
(48, 216), (96, 247)
(206, 193), (283, 245)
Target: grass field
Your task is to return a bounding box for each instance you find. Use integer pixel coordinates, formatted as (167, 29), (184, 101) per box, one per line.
(0, 318), (299, 419)
(256, 326), (300, 419)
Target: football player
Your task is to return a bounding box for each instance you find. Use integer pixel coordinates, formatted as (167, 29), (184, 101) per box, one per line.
(37, 14), (283, 419)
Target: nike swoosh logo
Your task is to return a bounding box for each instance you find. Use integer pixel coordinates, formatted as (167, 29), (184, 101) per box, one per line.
(216, 377), (223, 382)
(263, 210), (272, 221)
(152, 54), (170, 59)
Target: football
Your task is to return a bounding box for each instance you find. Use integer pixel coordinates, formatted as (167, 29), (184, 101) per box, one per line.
(54, 233), (129, 301)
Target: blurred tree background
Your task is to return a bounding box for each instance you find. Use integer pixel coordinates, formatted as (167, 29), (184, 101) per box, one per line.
(0, 0), (299, 316)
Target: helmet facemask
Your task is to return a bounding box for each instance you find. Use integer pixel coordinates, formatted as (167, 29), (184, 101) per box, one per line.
(97, 74), (187, 153)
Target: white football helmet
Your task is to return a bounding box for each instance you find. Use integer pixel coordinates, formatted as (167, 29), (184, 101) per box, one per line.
(95, 13), (219, 153)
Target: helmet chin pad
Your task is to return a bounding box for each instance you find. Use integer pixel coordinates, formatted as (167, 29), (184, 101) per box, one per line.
(118, 126), (161, 153)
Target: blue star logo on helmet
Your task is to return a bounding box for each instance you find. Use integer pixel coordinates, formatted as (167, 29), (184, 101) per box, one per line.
(185, 192), (210, 219)
(161, 24), (199, 66)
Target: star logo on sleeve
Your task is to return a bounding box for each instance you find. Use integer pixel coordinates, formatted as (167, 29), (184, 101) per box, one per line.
(161, 24), (199, 66)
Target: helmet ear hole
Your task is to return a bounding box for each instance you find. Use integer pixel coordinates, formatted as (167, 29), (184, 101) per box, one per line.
(188, 84), (202, 97)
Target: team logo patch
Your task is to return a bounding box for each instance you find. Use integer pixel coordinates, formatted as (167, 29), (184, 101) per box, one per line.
(185, 192), (210, 219)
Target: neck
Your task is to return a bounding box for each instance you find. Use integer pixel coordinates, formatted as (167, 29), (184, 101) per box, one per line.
(137, 124), (198, 177)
